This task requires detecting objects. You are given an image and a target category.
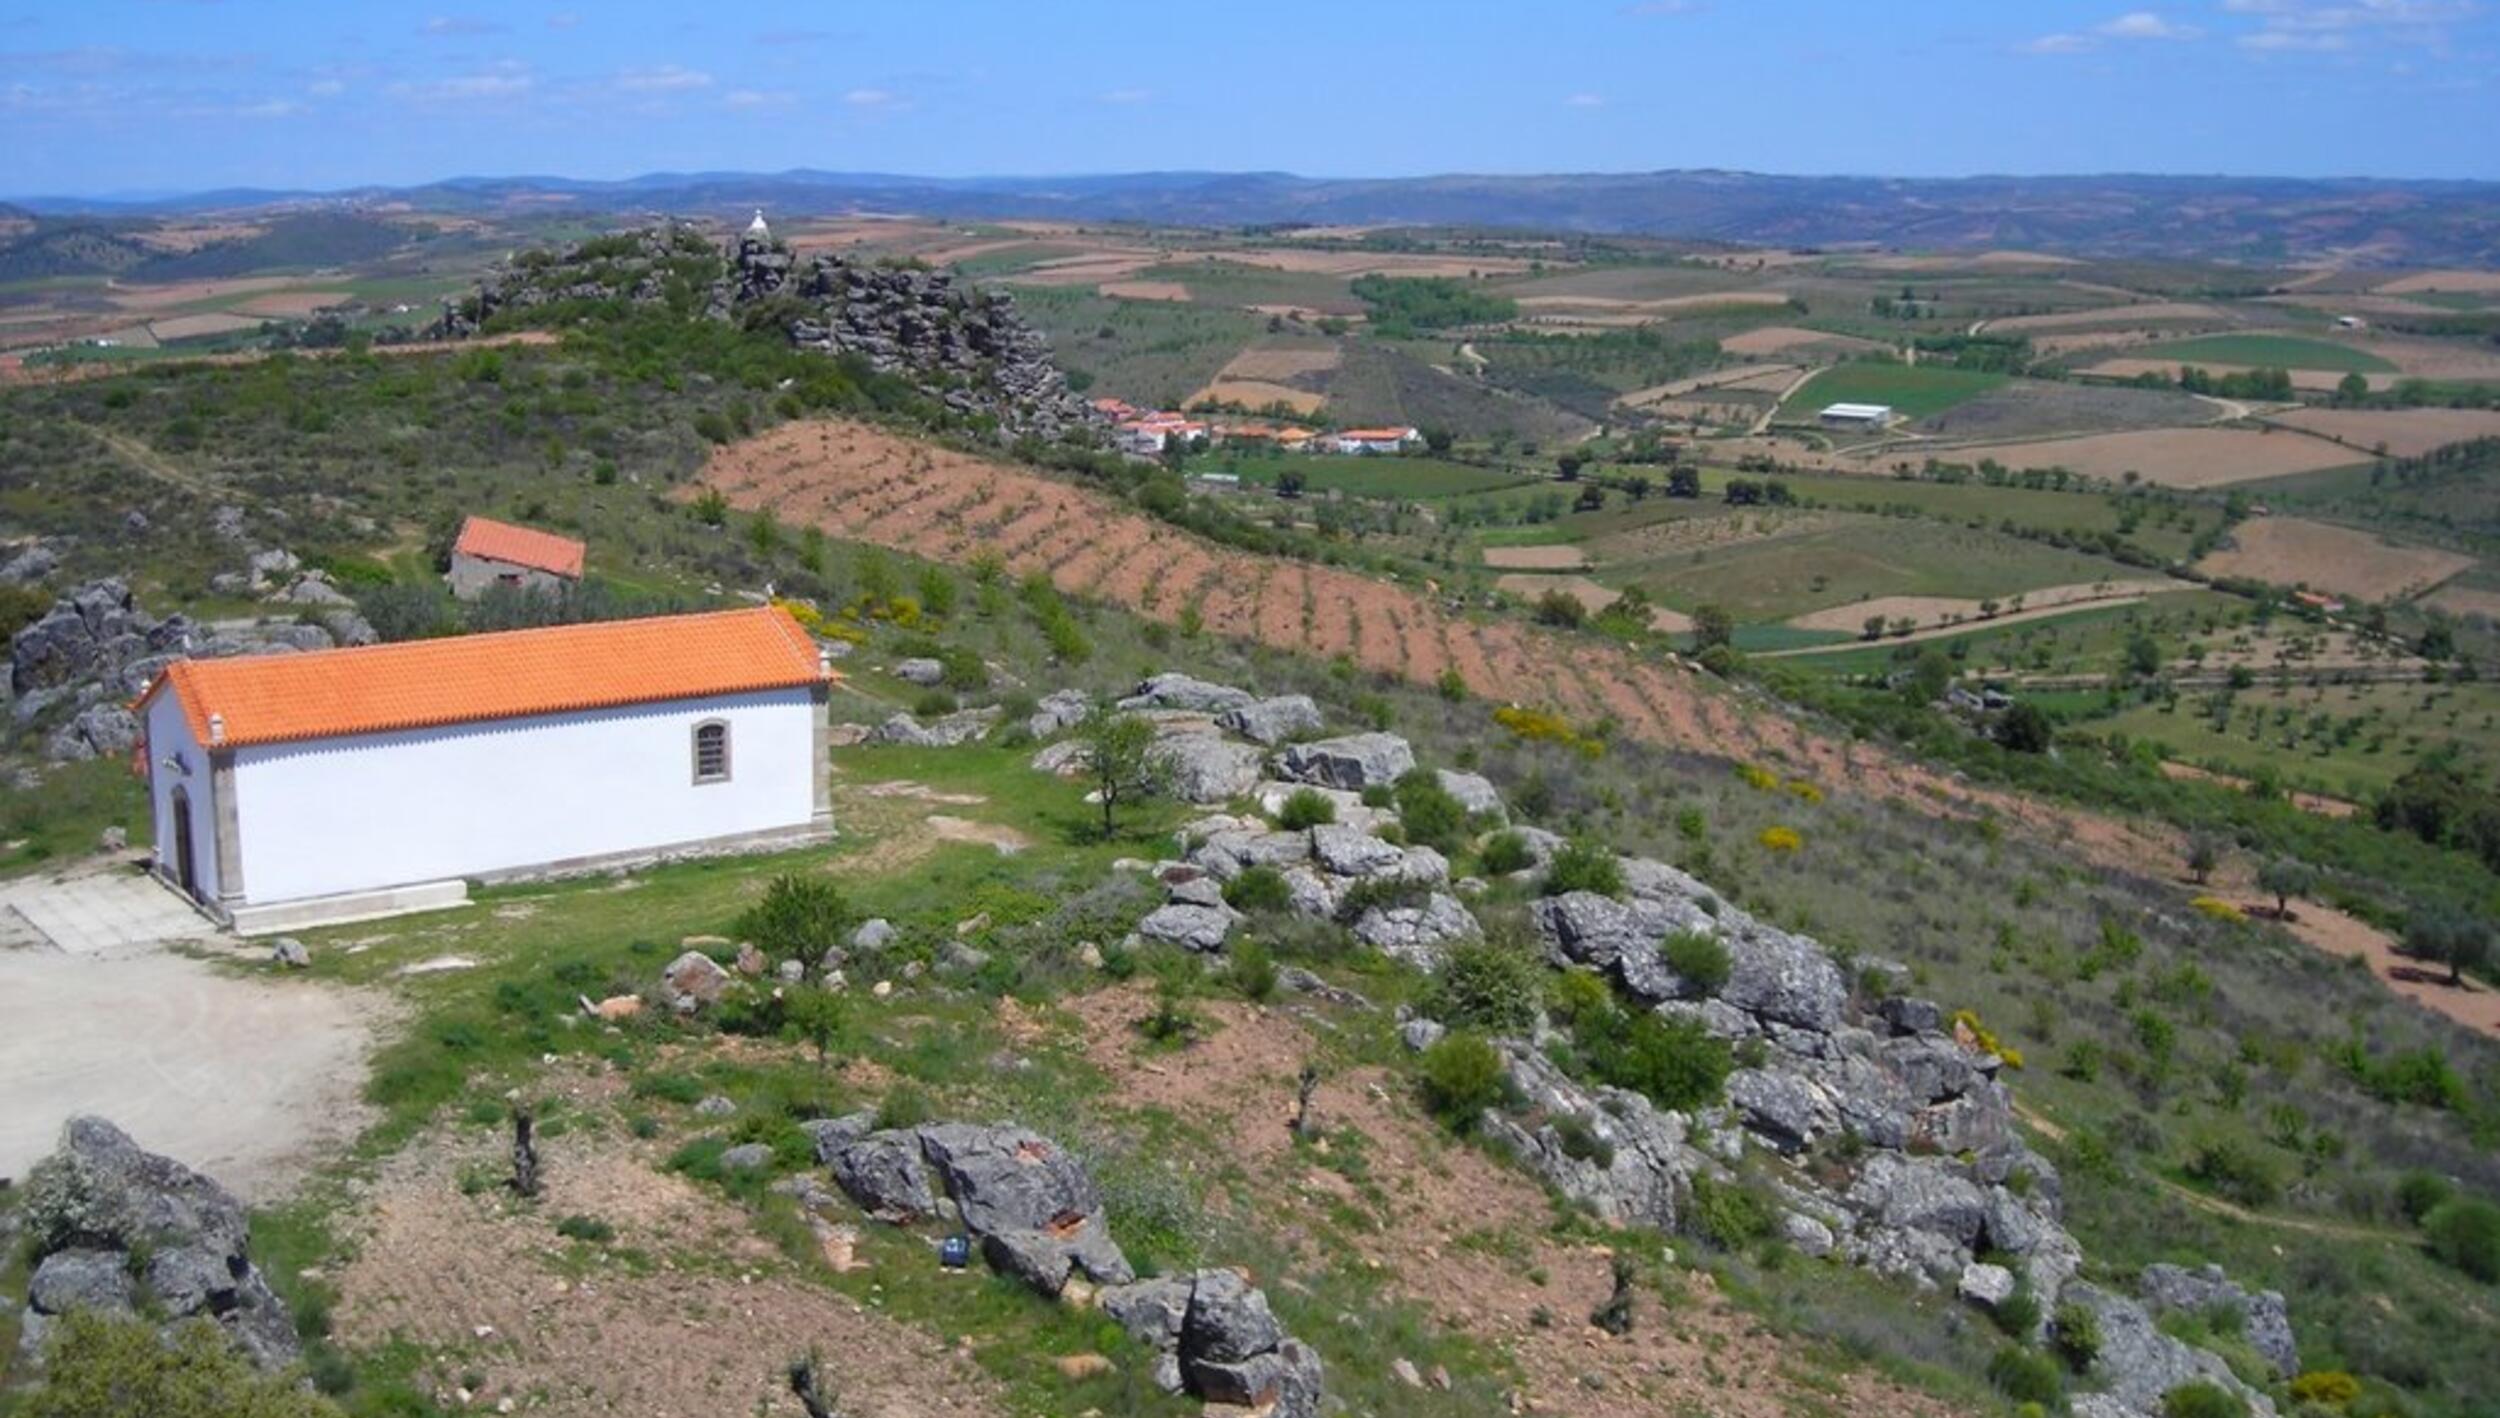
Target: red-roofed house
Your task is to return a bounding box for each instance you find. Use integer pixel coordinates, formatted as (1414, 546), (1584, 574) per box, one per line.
(448, 515), (587, 599)
(1326, 426), (1422, 455)
(134, 607), (835, 933)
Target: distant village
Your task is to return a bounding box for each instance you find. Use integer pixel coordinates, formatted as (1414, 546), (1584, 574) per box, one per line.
(1090, 396), (1421, 459)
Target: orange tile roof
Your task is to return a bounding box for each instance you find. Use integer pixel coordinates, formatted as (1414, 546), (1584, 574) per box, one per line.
(140, 607), (828, 750)
(1334, 427), (1417, 441)
(453, 515), (587, 579)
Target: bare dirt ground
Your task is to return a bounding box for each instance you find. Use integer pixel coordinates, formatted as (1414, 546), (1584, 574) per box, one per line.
(1061, 986), (1956, 1418)
(2195, 517), (2475, 602)
(1987, 302), (2229, 333)
(102, 275), (310, 310)
(1212, 345), (1340, 382)
(0, 941), (378, 1199)
(147, 312), (262, 340)
(1858, 250), (2080, 271)
(2425, 585), (2500, 622)
(2079, 358), (2387, 395)
(1215, 249), (1542, 279)
(2376, 269), (2500, 295)
(1786, 578), (2184, 633)
(1480, 544), (1587, 570)
(1621, 362), (1804, 405)
(228, 290), (351, 318)
(1932, 427), (2368, 487)
(2264, 406), (2500, 458)
(2276, 899), (2500, 1037)
(1490, 574), (1694, 632)
(1097, 279), (1190, 302)
(331, 1092), (1014, 1418)
(699, 420), (2193, 878)
(1514, 291), (1790, 316)
(1719, 326), (1880, 357)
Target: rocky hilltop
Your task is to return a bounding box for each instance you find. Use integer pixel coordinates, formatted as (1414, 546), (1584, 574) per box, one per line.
(431, 222), (1091, 440)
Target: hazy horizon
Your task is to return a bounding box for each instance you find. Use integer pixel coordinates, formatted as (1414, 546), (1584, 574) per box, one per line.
(4, 0), (2496, 197)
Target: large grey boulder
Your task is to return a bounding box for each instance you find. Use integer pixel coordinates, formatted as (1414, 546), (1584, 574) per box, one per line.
(1188, 827), (1311, 880)
(1122, 672), (1254, 713)
(2138, 1263), (2298, 1378)
(18, 1117), (297, 1370)
(1276, 732), (1414, 790)
(1530, 891), (1716, 1002)
(1434, 769), (1504, 818)
(43, 703), (139, 763)
(1137, 902), (1238, 952)
(894, 657), (945, 686)
(1218, 695), (1322, 746)
(1351, 893), (1480, 968)
(1725, 1068), (1835, 1153)
(1721, 925), (1849, 1033)
(658, 950), (733, 1014)
(1153, 735), (1265, 804)
(1485, 1045), (1697, 1230)
(914, 1123), (1133, 1290)
(1182, 1268), (1283, 1364)
(1309, 824), (1407, 878)
(27, 1249), (135, 1318)
(1844, 1152), (1990, 1250)
(866, 706), (1000, 747)
(828, 1130), (938, 1221)
(1026, 688), (1091, 738)
(2068, 1282), (2278, 1418)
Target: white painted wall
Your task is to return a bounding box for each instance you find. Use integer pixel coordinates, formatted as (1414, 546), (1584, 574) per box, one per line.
(141, 691), (220, 903)
(228, 688), (818, 905)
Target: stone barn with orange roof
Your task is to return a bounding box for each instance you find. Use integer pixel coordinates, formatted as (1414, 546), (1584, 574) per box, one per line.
(447, 514), (587, 599)
(133, 606), (834, 934)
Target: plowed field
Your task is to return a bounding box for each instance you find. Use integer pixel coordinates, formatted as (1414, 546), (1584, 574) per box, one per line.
(700, 421), (2183, 858)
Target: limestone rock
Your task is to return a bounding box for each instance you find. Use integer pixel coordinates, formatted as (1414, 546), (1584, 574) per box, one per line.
(1217, 695), (1322, 746)
(2137, 1263), (2298, 1378)
(1137, 902), (1238, 952)
(1121, 672), (1254, 713)
(1434, 769), (1504, 818)
(894, 657), (945, 686)
(659, 951), (733, 1014)
(1153, 735), (1265, 804)
(1026, 688), (1091, 738)
(1276, 732), (1415, 790)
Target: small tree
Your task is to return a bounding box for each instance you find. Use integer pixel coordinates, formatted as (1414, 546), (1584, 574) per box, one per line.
(1690, 602), (1735, 652)
(2256, 856), (2316, 919)
(2405, 907), (2492, 987)
(1996, 701), (2054, 753)
(1080, 707), (1166, 839)
(2185, 830), (2223, 886)
(1276, 469), (1307, 500)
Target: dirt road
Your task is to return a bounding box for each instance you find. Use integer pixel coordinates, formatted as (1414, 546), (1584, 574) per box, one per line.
(0, 942), (378, 1197)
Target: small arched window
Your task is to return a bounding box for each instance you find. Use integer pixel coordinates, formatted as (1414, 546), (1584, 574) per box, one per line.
(692, 720), (731, 784)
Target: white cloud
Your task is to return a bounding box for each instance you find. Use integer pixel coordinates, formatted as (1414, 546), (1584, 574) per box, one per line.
(421, 16), (507, 37)
(1564, 92), (1606, 106)
(723, 87), (794, 109)
(389, 62), (532, 103)
(2226, 0), (2476, 53)
(307, 78), (345, 96)
(2099, 11), (2200, 38)
(615, 64), (711, 92)
(174, 96), (303, 120)
(843, 87), (895, 107)
(2021, 32), (2096, 52)
(1099, 87), (1152, 104)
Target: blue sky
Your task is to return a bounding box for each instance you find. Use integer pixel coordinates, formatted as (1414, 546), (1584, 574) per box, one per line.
(3, 1), (2494, 196)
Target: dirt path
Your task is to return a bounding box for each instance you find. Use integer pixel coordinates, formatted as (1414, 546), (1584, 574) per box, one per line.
(1760, 595), (2158, 658)
(2014, 1103), (2405, 1241)
(1062, 985), (1955, 1418)
(1749, 365), (1824, 434)
(701, 420), (2190, 872)
(77, 422), (233, 502)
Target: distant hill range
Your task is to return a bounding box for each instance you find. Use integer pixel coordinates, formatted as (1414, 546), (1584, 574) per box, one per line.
(11, 169), (2500, 269)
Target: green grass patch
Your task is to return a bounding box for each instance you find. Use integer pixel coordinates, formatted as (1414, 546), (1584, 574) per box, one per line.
(2144, 334), (2396, 374)
(1777, 363), (2010, 420)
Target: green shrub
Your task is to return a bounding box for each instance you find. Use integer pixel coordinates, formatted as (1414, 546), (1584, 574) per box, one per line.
(1659, 930), (1731, 996)
(1991, 1287), (2043, 1339)
(875, 1080), (937, 1132)
(1223, 865), (1293, 914)
(1544, 968), (1612, 1025)
(1542, 836), (1624, 898)
(2184, 1135), (2285, 1209)
(735, 874), (854, 961)
(910, 688), (959, 718)
(2051, 1300), (2103, 1372)
(2288, 1371), (2361, 1407)
(2396, 1171), (2454, 1225)
(1577, 1004), (1731, 1111)
(2163, 1380), (2250, 1418)
(23, 1311), (343, 1417)
(1276, 788), (1338, 830)
(1227, 941), (1279, 1002)
(1685, 1174), (1776, 1248)
(1551, 1112), (1615, 1168)
(1424, 935), (1545, 1035)
(1391, 770), (1468, 853)
(1419, 1033), (1511, 1133)
(1478, 829), (1535, 875)
(555, 1214), (616, 1244)
(1988, 1346), (2065, 1407)
(2424, 1197), (2500, 1283)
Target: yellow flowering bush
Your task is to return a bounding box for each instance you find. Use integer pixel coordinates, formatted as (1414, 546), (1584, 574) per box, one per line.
(2189, 895), (2248, 924)
(1783, 779), (1824, 804)
(1951, 1008), (2025, 1070)
(1735, 763), (1779, 792)
(1494, 705), (1605, 759)
(1758, 825), (1803, 853)
(2288, 1372), (2360, 1407)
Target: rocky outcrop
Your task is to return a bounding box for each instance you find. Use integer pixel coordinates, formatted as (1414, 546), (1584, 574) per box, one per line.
(1152, 734), (1265, 805)
(433, 224), (1091, 441)
(867, 706), (1001, 747)
(2138, 1263), (2298, 1378)
(1276, 732), (1416, 790)
(7, 579), (356, 759)
(15, 1117), (298, 1371)
(1122, 673), (1256, 714)
(810, 1115), (1325, 1415)
(1217, 695), (1322, 746)
(2068, 1282), (2279, 1418)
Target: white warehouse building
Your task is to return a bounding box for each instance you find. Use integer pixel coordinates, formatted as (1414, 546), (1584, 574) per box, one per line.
(136, 606), (835, 934)
(1817, 402), (1895, 430)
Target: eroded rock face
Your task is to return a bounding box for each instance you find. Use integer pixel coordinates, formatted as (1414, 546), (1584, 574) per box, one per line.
(866, 706), (1001, 748)
(1153, 735), (1266, 804)
(17, 1117), (298, 1371)
(1123, 673), (1257, 714)
(2138, 1263), (2299, 1378)
(1218, 695), (1323, 746)
(2069, 1283), (2279, 1418)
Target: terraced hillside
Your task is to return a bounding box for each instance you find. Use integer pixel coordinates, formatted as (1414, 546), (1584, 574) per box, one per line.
(699, 420), (2167, 864)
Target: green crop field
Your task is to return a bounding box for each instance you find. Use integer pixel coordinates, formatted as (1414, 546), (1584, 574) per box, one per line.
(1775, 362), (2009, 420)
(2142, 333), (2397, 373)
(1770, 590), (2234, 675)
(1199, 453), (1537, 501)
(1623, 515), (2145, 623)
